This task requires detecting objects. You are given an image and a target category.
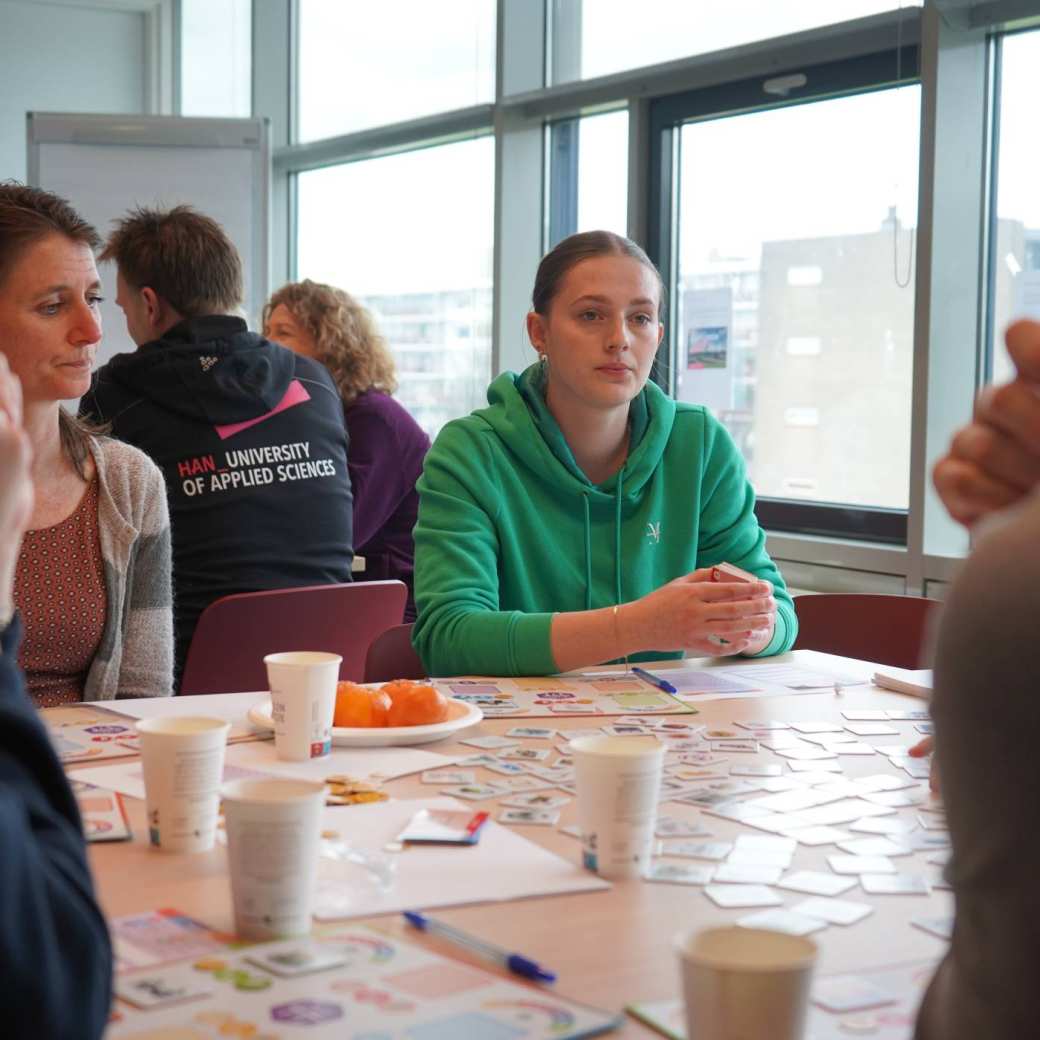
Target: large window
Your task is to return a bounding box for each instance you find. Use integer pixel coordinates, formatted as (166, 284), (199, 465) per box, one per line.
(551, 0), (922, 85)
(990, 28), (1040, 384)
(651, 54), (921, 539)
(548, 109), (629, 247)
(180, 0), (251, 117)
(296, 137), (495, 438)
(297, 0), (496, 142)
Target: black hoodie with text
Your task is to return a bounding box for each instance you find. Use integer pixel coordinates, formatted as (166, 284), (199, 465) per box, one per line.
(82, 316), (354, 681)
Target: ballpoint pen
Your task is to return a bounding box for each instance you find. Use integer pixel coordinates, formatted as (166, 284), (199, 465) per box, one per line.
(631, 666), (678, 695)
(402, 911), (557, 983)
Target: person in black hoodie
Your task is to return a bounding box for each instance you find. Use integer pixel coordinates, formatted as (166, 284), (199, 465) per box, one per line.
(0, 355), (112, 1038)
(81, 206), (354, 683)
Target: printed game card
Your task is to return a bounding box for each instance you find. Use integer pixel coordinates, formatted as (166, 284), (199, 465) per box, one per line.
(70, 778), (133, 843)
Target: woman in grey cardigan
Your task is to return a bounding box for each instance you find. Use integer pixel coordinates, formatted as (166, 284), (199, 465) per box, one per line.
(0, 183), (173, 703)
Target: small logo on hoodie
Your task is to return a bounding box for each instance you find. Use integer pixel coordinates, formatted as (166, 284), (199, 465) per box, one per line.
(199, 355), (218, 372)
(646, 521), (661, 544)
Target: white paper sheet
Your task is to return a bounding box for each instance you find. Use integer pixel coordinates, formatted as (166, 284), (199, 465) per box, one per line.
(73, 742), (461, 801)
(89, 691), (270, 741)
(312, 796), (609, 919)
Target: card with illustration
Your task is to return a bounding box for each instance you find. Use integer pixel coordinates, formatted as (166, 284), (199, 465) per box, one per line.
(110, 909), (238, 974)
(107, 924), (623, 1039)
(69, 778), (132, 842)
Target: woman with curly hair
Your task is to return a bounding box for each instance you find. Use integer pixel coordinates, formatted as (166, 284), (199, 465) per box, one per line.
(264, 281), (429, 619)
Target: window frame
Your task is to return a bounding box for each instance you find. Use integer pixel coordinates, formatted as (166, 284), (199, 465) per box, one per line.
(647, 46), (921, 544)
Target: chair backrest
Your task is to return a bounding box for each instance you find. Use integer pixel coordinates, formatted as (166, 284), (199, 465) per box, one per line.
(791, 593), (942, 669)
(180, 580), (407, 695)
(364, 623), (427, 684)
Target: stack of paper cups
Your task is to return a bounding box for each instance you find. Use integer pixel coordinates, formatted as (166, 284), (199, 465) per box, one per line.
(676, 926), (818, 1040)
(264, 651), (342, 761)
(136, 716), (231, 853)
(221, 777), (327, 940)
(571, 734), (665, 879)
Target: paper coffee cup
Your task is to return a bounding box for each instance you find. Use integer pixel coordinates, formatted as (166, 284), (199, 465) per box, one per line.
(264, 651), (342, 761)
(221, 777), (327, 940)
(136, 716), (231, 853)
(571, 734), (665, 879)
(676, 926), (817, 1040)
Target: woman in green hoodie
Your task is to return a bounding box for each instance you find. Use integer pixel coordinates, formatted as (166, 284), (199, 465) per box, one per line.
(412, 231), (797, 676)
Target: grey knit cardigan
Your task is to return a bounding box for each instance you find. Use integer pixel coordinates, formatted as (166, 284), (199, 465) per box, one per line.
(83, 436), (174, 700)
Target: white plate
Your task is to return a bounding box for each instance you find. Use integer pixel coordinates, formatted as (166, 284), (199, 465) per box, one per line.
(247, 696), (483, 747)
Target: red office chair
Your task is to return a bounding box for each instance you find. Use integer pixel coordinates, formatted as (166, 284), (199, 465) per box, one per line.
(364, 623), (427, 684)
(180, 580), (407, 694)
(792, 593), (942, 669)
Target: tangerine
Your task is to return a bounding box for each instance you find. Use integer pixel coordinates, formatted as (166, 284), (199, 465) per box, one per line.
(334, 682), (390, 728)
(383, 681), (450, 727)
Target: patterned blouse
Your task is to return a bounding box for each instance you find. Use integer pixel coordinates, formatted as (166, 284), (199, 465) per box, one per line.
(15, 479), (107, 706)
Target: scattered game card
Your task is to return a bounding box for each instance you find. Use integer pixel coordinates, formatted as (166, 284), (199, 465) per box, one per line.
(735, 719), (790, 731)
(498, 808), (560, 826)
(886, 709), (930, 721)
(505, 726), (556, 739)
(734, 834), (796, 856)
(828, 854), (896, 875)
(456, 753), (503, 768)
(481, 758), (529, 777)
(775, 746), (838, 762)
(812, 976), (897, 1013)
(777, 871), (857, 897)
(646, 862), (715, 886)
(246, 944), (348, 977)
(906, 829), (951, 851)
(912, 916), (954, 940)
(800, 731), (858, 747)
(737, 909), (826, 936)
(782, 826), (852, 847)
(787, 761), (843, 774)
(844, 723), (899, 737)
(813, 780), (870, 800)
(791, 721), (843, 734)
(902, 759), (933, 780)
(863, 790), (925, 808)
(499, 747), (551, 762)
(656, 816), (711, 839)
(750, 789), (831, 814)
(857, 774), (916, 792)
(837, 837), (912, 857)
(849, 816), (916, 836)
(526, 765), (575, 783)
(666, 840), (733, 861)
(712, 862), (784, 885)
(798, 800), (895, 827)
(70, 779), (133, 843)
(841, 710), (890, 721)
(753, 777), (804, 793)
(759, 733), (808, 750)
(876, 745), (913, 758)
(704, 884), (782, 909)
(115, 965), (215, 1010)
(459, 735), (519, 750)
(601, 724), (652, 737)
(709, 739), (759, 753)
(559, 728), (608, 743)
(827, 742), (876, 756)
(500, 792), (570, 810)
(497, 775), (555, 793)
(793, 897), (874, 926)
(440, 783), (510, 801)
(421, 770), (476, 785)
(729, 763), (782, 777)
(860, 873), (930, 895)
(669, 766), (728, 782)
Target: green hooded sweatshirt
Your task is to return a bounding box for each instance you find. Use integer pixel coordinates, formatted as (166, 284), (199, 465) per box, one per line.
(412, 364), (797, 676)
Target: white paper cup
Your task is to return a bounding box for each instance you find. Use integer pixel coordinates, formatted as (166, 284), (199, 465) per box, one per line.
(264, 651), (342, 761)
(571, 734), (665, 879)
(676, 926), (818, 1040)
(136, 716), (231, 853)
(221, 777), (327, 940)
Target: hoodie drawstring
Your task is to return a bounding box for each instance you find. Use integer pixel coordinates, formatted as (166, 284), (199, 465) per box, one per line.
(582, 491), (592, 611)
(580, 465), (626, 615)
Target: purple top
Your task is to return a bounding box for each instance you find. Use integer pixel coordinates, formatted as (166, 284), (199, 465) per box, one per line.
(345, 390), (430, 620)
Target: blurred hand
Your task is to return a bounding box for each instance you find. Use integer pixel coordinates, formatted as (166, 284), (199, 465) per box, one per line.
(622, 567), (777, 658)
(933, 319), (1040, 526)
(909, 735), (940, 795)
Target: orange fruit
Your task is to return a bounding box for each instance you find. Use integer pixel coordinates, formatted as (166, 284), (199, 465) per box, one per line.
(333, 682), (390, 728)
(383, 681), (450, 727)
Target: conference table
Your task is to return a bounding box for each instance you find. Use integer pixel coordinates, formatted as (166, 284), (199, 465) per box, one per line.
(79, 649), (948, 1037)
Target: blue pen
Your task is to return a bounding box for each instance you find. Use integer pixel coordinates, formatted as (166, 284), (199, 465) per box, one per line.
(632, 666), (678, 695)
(403, 911), (556, 983)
